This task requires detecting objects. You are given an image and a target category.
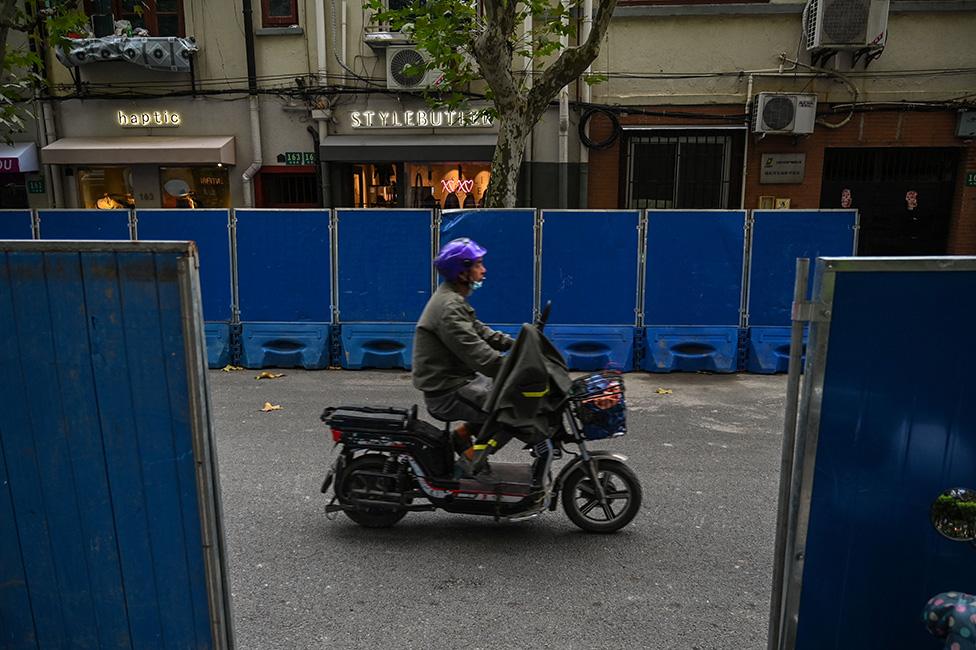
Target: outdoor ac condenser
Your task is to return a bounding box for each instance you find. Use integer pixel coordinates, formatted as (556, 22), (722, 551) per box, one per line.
(386, 46), (442, 90)
(804, 0), (890, 50)
(753, 93), (818, 135)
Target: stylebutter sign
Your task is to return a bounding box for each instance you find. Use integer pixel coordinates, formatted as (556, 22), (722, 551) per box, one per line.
(117, 110), (182, 127)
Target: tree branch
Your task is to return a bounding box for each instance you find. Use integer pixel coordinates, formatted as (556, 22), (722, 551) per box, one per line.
(527, 0), (617, 119)
(472, 0), (524, 115)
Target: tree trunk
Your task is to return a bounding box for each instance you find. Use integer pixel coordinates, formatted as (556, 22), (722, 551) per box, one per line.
(485, 112), (530, 208)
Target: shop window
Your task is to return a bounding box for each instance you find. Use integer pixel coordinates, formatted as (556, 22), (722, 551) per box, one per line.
(348, 162), (491, 208)
(0, 174), (29, 209)
(405, 162), (490, 209)
(257, 167), (319, 207)
(352, 163), (399, 208)
(85, 0), (185, 37)
(262, 0), (299, 26)
(78, 167), (136, 209)
(625, 132), (742, 209)
(160, 166), (230, 209)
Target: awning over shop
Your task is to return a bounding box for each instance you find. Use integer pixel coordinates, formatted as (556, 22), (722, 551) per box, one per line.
(41, 136), (236, 165)
(319, 134), (496, 162)
(0, 142), (40, 173)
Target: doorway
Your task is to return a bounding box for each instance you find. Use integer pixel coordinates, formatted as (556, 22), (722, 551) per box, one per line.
(820, 147), (959, 255)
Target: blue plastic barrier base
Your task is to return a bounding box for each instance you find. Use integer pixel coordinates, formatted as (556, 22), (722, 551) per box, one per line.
(643, 326), (740, 373)
(241, 323), (331, 369)
(205, 323), (231, 369)
(747, 326), (807, 374)
(545, 325), (635, 371)
(340, 323), (415, 369)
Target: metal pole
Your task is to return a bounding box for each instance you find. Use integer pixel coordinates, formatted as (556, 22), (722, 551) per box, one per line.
(766, 257), (809, 650)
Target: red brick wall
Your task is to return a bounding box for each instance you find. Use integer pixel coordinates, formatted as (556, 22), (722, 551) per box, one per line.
(586, 106), (736, 210)
(587, 105), (976, 254)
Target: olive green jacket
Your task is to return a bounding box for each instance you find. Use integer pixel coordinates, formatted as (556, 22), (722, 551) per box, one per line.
(412, 282), (514, 393)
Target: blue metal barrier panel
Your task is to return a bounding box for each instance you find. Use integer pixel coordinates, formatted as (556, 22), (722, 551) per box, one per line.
(340, 323), (416, 369)
(546, 325), (635, 371)
(788, 258), (976, 649)
(235, 209), (331, 322)
(241, 323), (331, 369)
(135, 209), (233, 323)
(0, 210), (33, 239)
(540, 210), (640, 325)
(0, 242), (231, 649)
(746, 326), (808, 374)
(336, 209), (432, 322)
(644, 326), (739, 373)
(37, 209), (130, 240)
(748, 210), (856, 327)
(440, 209), (535, 324)
(645, 210), (746, 326)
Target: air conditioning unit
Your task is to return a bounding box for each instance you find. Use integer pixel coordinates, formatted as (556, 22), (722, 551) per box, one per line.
(753, 93), (818, 135)
(386, 45), (442, 90)
(804, 0), (890, 50)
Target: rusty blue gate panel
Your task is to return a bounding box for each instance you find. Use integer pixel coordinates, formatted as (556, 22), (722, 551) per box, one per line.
(774, 257), (976, 650)
(0, 241), (232, 649)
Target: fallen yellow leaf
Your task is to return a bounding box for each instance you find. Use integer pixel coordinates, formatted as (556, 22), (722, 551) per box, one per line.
(260, 402), (283, 412)
(255, 371), (285, 380)
(221, 365), (244, 372)
(656, 388), (673, 395)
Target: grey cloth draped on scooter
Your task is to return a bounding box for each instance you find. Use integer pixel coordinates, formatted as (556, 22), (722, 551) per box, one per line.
(474, 324), (573, 449)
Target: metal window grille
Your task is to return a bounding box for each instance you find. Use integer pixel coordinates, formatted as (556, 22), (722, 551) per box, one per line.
(263, 172), (319, 207)
(625, 133), (735, 210)
(823, 147), (959, 184)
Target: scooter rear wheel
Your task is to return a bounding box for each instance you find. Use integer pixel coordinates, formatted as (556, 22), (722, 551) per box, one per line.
(561, 459), (642, 533)
(335, 454), (408, 528)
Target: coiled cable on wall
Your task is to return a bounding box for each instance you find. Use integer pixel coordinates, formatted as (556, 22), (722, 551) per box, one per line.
(579, 107), (620, 150)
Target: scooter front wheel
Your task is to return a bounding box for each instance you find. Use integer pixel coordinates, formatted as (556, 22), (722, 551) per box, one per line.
(335, 454), (408, 528)
(561, 459), (642, 533)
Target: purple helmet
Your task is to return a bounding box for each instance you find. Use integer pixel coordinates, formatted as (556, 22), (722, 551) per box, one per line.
(434, 237), (487, 282)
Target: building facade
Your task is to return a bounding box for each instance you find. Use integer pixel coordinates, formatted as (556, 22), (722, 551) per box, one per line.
(589, 0), (976, 254)
(7, 0), (975, 253)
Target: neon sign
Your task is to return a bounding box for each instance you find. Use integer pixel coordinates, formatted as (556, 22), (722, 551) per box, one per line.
(117, 110), (182, 127)
(441, 178), (474, 194)
(350, 109), (493, 128)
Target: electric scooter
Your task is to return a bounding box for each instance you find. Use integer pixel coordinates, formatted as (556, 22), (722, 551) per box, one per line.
(319, 305), (642, 533)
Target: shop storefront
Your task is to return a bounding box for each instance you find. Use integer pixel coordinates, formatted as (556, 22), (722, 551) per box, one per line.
(0, 143), (41, 209)
(320, 99), (498, 209)
(40, 103), (237, 210)
(42, 136), (235, 209)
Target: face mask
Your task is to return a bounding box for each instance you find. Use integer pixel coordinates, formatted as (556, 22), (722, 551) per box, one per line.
(471, 280), (484, 291)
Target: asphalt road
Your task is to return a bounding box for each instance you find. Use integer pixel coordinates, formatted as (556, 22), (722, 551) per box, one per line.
(210, 369), (788, 650)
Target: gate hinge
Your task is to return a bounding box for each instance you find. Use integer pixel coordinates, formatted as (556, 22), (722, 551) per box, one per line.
(792, 300), (831, 322)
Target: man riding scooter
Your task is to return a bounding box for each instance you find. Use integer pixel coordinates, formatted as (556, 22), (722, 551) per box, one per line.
(412, 238), (513, 465)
